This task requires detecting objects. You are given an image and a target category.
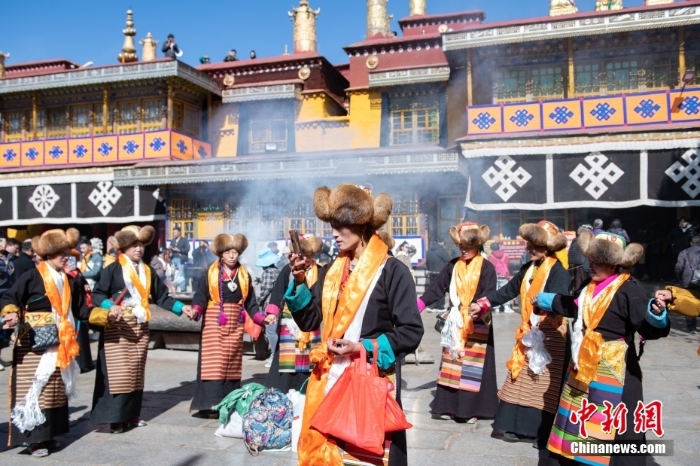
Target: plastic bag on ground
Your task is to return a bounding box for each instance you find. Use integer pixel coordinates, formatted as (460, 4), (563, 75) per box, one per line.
(214, 411), (243, 438)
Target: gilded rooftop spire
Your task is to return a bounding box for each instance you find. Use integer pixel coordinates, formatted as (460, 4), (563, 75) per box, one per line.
(140, 32), (158, 62)
(595, 0), (623, 10)
(289, 0), (321, 53)
(549, 0), (578, 16)
(0, 51), (9, 78)
(367, 0), (392, 38)
(118, 9), (138, 63)
(409, 0), (426, 16)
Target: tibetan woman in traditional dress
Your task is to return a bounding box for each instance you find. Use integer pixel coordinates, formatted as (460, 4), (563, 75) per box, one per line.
(1, 228), (85, 457)
(265, 234), (323, 393)
(417, 222), (498, 423)
(535, 231), (670, 466)
(189, 233), (269, 418)
(89, 225), (193, 433)
(284, 184), (424, 466)
(469, 220), (571, 448)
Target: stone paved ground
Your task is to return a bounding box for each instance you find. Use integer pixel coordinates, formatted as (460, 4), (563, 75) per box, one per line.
(1, 311), (699, 465)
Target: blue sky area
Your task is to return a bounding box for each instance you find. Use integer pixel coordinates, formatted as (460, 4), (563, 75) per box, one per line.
(2, 1), (648, 68)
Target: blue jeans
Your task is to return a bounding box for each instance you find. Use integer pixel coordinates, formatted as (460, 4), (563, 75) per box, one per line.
(265, 319), (279, 356)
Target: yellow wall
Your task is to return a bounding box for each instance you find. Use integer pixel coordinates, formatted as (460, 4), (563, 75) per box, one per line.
(214, 103), (240, 158)
(347, 89), (382, 148)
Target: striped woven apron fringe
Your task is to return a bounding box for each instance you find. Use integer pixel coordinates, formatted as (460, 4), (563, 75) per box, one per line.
(200, 302), (244, 381)
(278, 305), (321, 373)
(498, 315), (567, 413)
(104, 308), (149, 394)
(437, 320), (489, 392)
(547, 341), (627, 466)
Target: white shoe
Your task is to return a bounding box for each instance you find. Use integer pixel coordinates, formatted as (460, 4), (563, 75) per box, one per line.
(504, 307), (515, 313)
(264, 358), (272, 368)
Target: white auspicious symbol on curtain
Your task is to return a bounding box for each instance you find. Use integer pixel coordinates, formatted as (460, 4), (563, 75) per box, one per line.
(482, 155), (532, 202)
(29, 185), (60, 218)
(569, 152), (624, 200)
(89, 181), (123, 216)
(665, 149), (700, 198)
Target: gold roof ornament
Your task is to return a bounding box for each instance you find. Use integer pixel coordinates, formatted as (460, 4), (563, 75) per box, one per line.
(409, 0), (426, 16)
(289, 0), (321, 54)
(367, 0), (393, 38)
(366, 56), (379, 69)
(549, 0), (578, 16)
(223, 74), (235, 88)
(140, 32), (158, 62)
(298, 65), (311, 80)
(595, 0), (623, 11)
(0, 51), (9, 78)
(118, 9), (138, 63)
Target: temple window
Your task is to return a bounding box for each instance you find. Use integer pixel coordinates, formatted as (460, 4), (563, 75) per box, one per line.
(117, 101), (140, 134)
(492, 66), (564, 103)
(70, 105), (91, 138)
(249, 119), (288, 154)
(604, 60), (639, 94)
(438, 196), (462, 241)
(34, 109), (46, 140)
(390, 96), (439, 146)
(4, 111), (25, 142)
(169, 198), (195, 239)
(92, 103), (114, 136)
(172, 102), (183, 132)
(575, 57), (678, 96)
(643, 57), (679, 89)
(46, 107), (68, 139)
(142, 98), (164, 132)
(182, 104), (200, 137)
(389, 192), (421, 236)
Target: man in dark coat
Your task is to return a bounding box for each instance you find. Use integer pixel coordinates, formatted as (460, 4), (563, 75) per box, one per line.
(169, 226), (190, 268)
(425, 238), (451, 310)
(11, 240), (36, 280)
(668, 217), (694, 277)
(675, 235), (700, 333)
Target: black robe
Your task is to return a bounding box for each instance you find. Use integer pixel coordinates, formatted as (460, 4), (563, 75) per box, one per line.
(292, 257), (424, 466)
(548, 278), (671, 466)
(189, 268), (259, 411)
(419, 257), (499, 419)
(487, 259), (572, 440)
(90, 261), (181, 425)
(0, 268), (87, 447)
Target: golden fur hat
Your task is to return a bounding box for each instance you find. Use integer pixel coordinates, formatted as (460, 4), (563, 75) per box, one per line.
(519, 220), (567, 253)
(32, 228), (80, 258)
(578, 230), (643, 268)
(313, 184), (392, 230)
(377, 231), (395, 250)
(212, 233), (248, 256)
(449, 222), (490, 248)
(299, 234), (323, 255)
(115, 225), (155, 251)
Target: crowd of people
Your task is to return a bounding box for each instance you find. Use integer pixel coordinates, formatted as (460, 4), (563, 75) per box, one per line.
(0, 197), (692, 465)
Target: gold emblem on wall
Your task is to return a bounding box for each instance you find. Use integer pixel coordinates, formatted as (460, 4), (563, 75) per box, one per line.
(366, 56), (379, 70)
(438, 24), (448, 33)
(223, 74), (235, 88)
(298, 65), (311, 81)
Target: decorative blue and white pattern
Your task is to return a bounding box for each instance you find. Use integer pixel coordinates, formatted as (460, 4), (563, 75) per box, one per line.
(510, 109), (534, 128)
(25, 147), (39, 161)
(678, 96), (700, 116)
(123, 140), (139, 154)
(176, 140), (188, 154)
(150, 137), (166, 152)
(590, 102), (617, 121)
(634, 99), (661, 119)
(666, 149), (700, 198)
(48, 146), (64, 159)
(3, 148), (17, 162)
(73, 144), (88, 158)
(197, 145), (208, 158)
(97, 142), (113, 157)
(549, 106), (575, 125)
(472, 112), (497, 130)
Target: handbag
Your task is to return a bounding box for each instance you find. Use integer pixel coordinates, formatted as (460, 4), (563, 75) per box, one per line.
(29, 324), (60, 351)
(435, 310), (449, 333)
(310, 341), (387, 456)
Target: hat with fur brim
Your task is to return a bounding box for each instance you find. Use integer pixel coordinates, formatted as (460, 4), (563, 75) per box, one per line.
(313, 184), (392, 230)
(32, 228), (80, 258)
(299, 234), (323, 255)
(377, 231), (395, 250)
(212, 233), (248, 256)
(578, 230), (643, 268)
(115, 225), (155, 251)
(519, 220), (567, 253)
(449, 222), (490, 248)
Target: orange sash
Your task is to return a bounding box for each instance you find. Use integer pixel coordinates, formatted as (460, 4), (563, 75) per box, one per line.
(506, 256), (558, 380)
(207, 261), (250, 305)
(453, 255), (483, 350)
(119, 254), (152, 321)
(79, 251), (91, 272)
(37, 262), (79, 370)
(298, 234), (388, 466)
(576, 273), (629, 384)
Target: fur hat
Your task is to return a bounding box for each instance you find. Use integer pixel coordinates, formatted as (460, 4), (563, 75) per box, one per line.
(377, 231), (395, 250)
(32, 228), (80, 258)
(212, 233), (248, 256)
(519, 220), (567, 253)
(449, 222), (490, 248)
(115, 225), (155, 251)
(578, 230), (643, 268)
(313, 184), (392, 230)
(299, 234), (323, 255)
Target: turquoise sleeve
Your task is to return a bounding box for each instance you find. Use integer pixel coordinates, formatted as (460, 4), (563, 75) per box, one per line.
(284, 281), (312, 313)
(362, 334), (396, 370)
(645, 299), (668, 328)
(171, 301), (184, 316)
(535, 293), (556, 312)
(100, 299), (115, 309)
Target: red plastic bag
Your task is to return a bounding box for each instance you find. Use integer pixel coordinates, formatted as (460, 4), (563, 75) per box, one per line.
(310, 342), (387, 455)
(385, 393), (412, 433)
(243, 312), (262, 339)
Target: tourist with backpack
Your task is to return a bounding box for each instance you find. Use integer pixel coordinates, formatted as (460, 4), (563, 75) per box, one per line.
(675, 235), (700, 333)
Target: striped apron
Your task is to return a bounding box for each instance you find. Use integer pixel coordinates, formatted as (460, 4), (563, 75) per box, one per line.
(103, 308), (149, 394)
(200, 302), (245, 381)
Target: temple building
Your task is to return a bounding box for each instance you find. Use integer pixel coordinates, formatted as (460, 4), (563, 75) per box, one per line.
(1, 0), (700, 263)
